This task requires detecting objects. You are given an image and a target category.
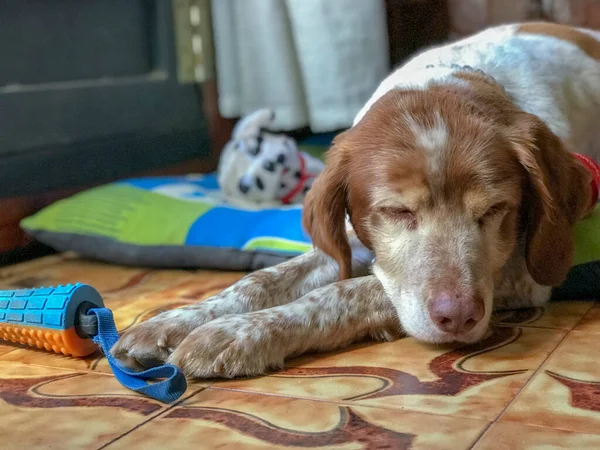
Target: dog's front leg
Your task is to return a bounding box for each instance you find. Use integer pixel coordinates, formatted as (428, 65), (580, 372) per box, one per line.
(112, 234), (373, 370)
(168, 275), (400, 378)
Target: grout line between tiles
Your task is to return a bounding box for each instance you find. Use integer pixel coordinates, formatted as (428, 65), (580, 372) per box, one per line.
(568, 302), (597, 331)
(488, 328), (572, 425)
(468, 325), (582, 448)
(96, 385), (208, 450)
(467, 421), (494, 450)
(0, 348), (17, 358)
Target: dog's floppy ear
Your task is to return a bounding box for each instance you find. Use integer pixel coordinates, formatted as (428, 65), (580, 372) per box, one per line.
(508, 113), (591, 286)
(303, 132), (352, 280)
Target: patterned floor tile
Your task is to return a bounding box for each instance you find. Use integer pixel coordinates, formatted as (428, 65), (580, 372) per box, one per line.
(493, 301), (594, 330)
(0, 345), (112, 374)
(214, 326), (565, 420)
(106, 388), (489, 450)
(2, 253), (599, 449)
(473, 422), (600, 449)
(0, 253), (238, 311)
(573, 302), (600, 334)
(0, 361), (184, 449)
(501, 331), (600, 434)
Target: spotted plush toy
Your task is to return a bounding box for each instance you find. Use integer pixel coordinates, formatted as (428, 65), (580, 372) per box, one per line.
(217, 109), (325, 206)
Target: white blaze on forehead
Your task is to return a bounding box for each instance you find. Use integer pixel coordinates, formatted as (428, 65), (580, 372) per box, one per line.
(407, 111), (448, 175)
(407, 111), (448, 151)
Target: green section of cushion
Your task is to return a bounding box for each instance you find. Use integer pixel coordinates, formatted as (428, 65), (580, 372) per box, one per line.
(243, 237), (312, 253)
(573, 204), (600, 266)
(21, 184), (211, 245)
(299, 144), (328, 162)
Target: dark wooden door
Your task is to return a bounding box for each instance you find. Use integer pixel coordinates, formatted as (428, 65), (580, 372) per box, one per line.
(0, 0), (211, 197)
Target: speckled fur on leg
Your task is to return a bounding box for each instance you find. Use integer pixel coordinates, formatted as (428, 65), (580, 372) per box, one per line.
(168, 276), (401, 378)
(111, 234), (373, 370)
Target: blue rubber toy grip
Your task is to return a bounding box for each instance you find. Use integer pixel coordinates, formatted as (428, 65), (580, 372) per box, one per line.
(0, 283), (104, 356)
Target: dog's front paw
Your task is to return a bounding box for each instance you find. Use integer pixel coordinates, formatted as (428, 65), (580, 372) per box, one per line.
(168, 313), (286, 379)
(111, 306), (215, 370)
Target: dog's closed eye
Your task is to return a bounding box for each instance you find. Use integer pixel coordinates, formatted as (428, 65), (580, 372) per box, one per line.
(379, 207), (418, 229)
(477, 202), (509, 227)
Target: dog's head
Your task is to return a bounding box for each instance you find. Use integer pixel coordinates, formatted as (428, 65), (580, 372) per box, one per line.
(303, 79), (592, 344)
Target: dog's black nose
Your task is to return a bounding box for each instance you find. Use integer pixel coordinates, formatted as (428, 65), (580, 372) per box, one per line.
(238, 179), (251, 194)
(263, 160), (276, 172)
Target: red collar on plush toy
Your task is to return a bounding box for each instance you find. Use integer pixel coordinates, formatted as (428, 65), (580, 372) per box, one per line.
(574, 153), (600, 210)
(282, 153), (313, 205)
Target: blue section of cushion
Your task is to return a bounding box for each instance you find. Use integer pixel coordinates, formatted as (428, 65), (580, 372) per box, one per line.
(185, 206), (309, 248)
(125, 175), (220, 192)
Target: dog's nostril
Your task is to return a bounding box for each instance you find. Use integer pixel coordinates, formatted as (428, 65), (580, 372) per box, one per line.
(256, 176), (265, 190)
(238, 180), (251, 194)
(263, 160), (276, 172)
(434, 315), (459, 334)
(463, 318), (478, 332)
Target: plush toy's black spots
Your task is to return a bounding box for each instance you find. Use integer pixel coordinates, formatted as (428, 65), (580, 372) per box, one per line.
(263, 160), (276, 172)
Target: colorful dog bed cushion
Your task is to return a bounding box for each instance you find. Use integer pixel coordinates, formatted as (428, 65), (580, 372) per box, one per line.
(21, 174), (312, 271)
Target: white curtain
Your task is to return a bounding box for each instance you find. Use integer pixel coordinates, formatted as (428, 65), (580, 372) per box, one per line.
(211, 0), (390, 132)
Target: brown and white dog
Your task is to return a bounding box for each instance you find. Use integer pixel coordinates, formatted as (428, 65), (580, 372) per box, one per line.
(112, 23), (600, 378)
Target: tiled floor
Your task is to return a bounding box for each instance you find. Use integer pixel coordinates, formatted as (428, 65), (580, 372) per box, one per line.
(0, 253), (598, 449)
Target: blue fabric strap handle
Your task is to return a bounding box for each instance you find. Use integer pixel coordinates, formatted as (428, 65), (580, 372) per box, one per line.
(88, 308), (187, 403)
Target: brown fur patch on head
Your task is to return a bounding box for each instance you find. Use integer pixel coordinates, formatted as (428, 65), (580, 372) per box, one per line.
(353, 84), (523, 212)
(517, 22), (600, 61)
